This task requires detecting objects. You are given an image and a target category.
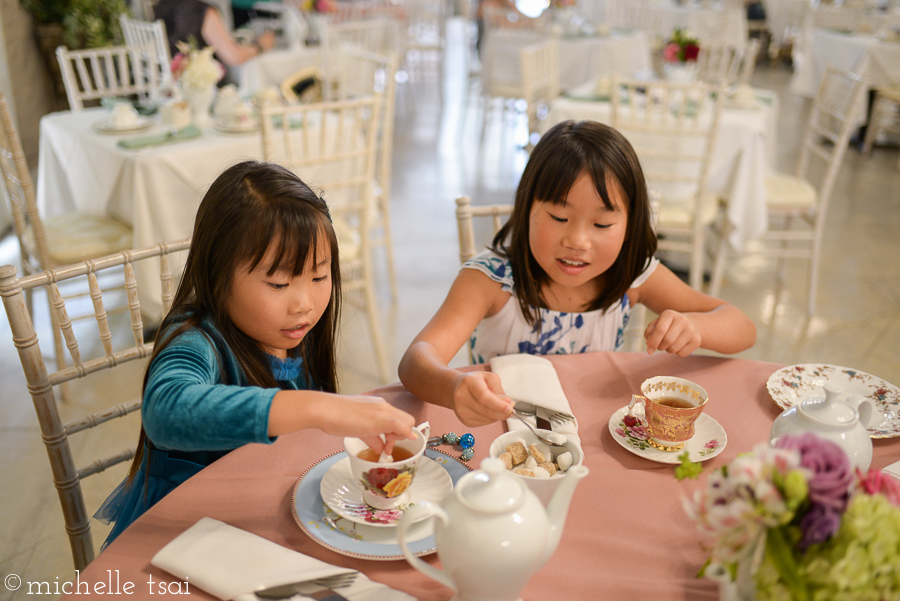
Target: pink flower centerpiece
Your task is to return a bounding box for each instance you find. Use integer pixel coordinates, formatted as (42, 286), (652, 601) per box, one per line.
(683, 432), (900, 600)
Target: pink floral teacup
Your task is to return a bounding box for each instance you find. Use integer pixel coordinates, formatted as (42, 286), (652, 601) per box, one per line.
(628, 376), (708, 452)
(344, 423), (430, 510)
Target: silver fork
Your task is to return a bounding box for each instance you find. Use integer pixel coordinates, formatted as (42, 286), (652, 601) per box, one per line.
(254, 572), (359, 600)
(547, 411), (575, 424)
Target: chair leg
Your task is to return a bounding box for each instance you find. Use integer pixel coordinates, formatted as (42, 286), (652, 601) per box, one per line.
(689, 231), (704, 290)
(709, 216), (734, 298)
(363, 282), (391, 385)
(862, 93), (886, 155)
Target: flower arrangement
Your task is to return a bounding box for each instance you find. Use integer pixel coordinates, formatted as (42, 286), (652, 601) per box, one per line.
(170, 40), (225, 92)
(300, 0), (336, 13)
(683, 432), (900, 601)
(663, 27), (700, 63)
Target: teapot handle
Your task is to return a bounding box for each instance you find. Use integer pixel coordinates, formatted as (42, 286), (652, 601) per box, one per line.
(397, 502), (456, 592)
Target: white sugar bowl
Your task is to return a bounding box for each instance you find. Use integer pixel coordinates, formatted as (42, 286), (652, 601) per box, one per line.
(769, 382), (878, 470)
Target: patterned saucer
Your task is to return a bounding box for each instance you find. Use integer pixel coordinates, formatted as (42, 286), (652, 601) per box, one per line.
(608, 405), (726, 464)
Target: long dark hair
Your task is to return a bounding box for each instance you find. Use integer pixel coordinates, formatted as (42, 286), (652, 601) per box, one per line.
(128, 160), (342, 480)
(491, 120), (657, 327)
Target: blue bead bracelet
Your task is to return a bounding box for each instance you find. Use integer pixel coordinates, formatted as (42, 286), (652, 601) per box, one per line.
(428, 432), (475, 462)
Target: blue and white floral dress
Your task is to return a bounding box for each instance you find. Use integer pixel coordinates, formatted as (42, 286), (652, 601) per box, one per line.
(463, 250), (659, 364)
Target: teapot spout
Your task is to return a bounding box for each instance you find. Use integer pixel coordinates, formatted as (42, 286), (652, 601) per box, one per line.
(543, 465), (589, 564)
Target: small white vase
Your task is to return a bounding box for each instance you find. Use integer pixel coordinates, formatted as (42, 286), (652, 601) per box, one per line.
(184, 85), (215, 128)
(663, 62), (698, 83)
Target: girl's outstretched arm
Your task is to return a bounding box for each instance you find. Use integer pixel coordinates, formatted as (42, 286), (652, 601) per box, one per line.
(633, 264), (756, 356)
(268, 390), (415, 453)
(398, 269), (514, 427)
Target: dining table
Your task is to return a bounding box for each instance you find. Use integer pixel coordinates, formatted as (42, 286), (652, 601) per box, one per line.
(480, 27), (652, 95)
(542, 82), (780, 251)
(58, 351), (900, 601)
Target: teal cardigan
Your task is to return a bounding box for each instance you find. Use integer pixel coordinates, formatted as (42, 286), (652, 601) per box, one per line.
(95, 317), (310, 546)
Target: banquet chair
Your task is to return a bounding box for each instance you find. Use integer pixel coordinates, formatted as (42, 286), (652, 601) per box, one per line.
(709, 66), (867, 316)
(56, 43), (160, 111)
(454, 196), (646, 352)
(321, 18), (403, 62)
(611, 77), (727, 290)
(404, 0), (447, 84)
(0, 238), (191, 571)
(325, 49), (401, 301)
(736, 38), (761, 86)
(604, 0), (659, 36)
(520, 38), (560, 147)
(259, 94), (391, 383)
(0, 94), (134, 399)
(861, 87), (900, 169)
(696, 39), (760, 86)
(119, 15), (173, 91)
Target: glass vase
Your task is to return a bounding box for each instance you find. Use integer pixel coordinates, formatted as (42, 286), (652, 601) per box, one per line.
(183, 84), (215, 128)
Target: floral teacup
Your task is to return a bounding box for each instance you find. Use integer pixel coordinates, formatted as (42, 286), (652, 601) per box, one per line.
(344, 422), (430, 510)
(628, 376), (708, 452)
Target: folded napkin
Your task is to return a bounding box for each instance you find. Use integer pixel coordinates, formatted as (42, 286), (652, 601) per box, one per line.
(152, 517), (414, 601)
(118, 125), (202, 150)
(490, 354), (580, 444)
(885, 459), (900, 482)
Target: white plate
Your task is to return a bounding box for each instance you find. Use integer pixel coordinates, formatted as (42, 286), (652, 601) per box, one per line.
(291, 448), (471, 560)
(213, 120), (259, 134)
(92, 117), (153, 134)
(608, 405), (727, 464)
(319, 454), (452, 527)
(725, 99), (761, 110)
(766, 364), (900, 438)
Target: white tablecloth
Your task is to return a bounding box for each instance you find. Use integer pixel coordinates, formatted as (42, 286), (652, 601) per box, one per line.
(481, 28), (651, 96)
(542, 83), (779, 250)
(233, 45), (322, 94)
(37, 107), (354, 316)
(790, 28), (900, 100)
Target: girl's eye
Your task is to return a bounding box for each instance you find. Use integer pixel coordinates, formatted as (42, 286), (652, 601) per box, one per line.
(313, 275), (329, 283)
(549, 214), (567, 223)
(594, 223), (612, 229)
(267, 282), (288, 290)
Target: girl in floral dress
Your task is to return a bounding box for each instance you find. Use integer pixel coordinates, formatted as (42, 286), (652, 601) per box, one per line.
(398, 120), (756, 427)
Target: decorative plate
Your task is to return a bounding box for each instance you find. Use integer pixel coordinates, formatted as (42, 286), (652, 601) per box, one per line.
(608, 405), (727, 464)
(92, 117), (154, 134)
(319, 454), (452, 527)
(766, 364), (900, 438)
(291, 448), (471, 561)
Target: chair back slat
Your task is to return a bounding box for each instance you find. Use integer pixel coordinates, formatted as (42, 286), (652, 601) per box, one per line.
(0, 238), (190, 571)
(56, 43), (160, 111)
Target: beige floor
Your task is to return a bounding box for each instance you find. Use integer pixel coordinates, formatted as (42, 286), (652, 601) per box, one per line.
(3, 19), (900, 599)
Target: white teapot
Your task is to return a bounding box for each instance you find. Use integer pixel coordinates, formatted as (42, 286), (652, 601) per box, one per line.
(397, 457), (588, 601)
(769, 382), (881, 470)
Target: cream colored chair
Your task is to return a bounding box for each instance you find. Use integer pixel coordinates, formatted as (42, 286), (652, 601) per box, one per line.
(259, 94), (391, 383)
(0, 94), (134, 394)
(520, 38), (560, 145)
(56, 43), (160, 111)
(862, 87), (900, 169)
(454, 196), (645, 351)
(0, 238), (191, 571)
(709, 66), (867, 316)
(697, 39), (760, 86)
(325, 49), (401, 301)
(404, 0), (447, 83)
(119, 15), (173, 91)
(611, 77), (727, 290)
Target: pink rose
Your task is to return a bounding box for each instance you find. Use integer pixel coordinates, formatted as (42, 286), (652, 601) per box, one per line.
(663, 43), (679, 63)
(857, 468), (900, 507)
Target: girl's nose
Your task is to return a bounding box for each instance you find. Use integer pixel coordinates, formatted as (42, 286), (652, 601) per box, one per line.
(289, 287), (314, 314)
(562, 223), (591, 250)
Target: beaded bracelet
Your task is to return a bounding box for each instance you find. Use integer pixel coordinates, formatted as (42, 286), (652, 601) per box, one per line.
(427, 432), (475, 462)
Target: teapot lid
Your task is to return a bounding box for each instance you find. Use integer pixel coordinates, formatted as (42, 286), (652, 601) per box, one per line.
(455, 458), (526, 513)
(799, 383), (856, 425)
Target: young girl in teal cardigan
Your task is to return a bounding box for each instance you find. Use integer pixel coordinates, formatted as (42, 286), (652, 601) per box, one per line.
(96, 161), (414, 545)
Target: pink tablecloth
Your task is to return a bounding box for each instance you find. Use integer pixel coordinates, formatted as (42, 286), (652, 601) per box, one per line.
(63, 352), (900, 600)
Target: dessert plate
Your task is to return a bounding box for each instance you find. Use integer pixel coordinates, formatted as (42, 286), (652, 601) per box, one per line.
(213, 120), (259, 134)
(767, 364), (900, 438)
(319, 454), (452, 527)
(92, 117), (153, 134)
(292, 448), (470, 560)
(608, 405), (726, 464)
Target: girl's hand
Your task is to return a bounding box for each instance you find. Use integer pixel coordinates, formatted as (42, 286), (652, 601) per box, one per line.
(644, 309), (702, 357)
(451, 371), (515, 427)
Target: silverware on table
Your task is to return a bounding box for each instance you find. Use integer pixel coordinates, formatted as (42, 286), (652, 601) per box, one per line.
(508, 411), (566, 446)
(254, 572), (358, 600)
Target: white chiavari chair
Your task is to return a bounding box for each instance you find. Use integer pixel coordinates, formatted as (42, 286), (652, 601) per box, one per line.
(710, 66), (867, 316)
(862, 87), (900, 168)
(611, 76), (727, 290)
(0, 94), (134, 399)
(56, 43), (160, 111)
(0, 238), (191, 571)
(519, 38), (560, 145)
(119, 15), (173, 91)
(259, 94), (391, 383)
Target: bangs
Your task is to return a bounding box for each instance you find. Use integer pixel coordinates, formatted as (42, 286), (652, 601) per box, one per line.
(531, 147), (621, 212)
(241, 204), (334, 277)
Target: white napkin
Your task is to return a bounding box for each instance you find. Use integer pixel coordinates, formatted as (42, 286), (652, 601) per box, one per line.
(490, 354), (580, 444)
(151, 518), (414, 601)
(884, 459), (900, 482)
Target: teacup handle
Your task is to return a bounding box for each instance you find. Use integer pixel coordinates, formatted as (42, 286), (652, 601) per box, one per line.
(416, 421), (431, 441)
(397, 502), (456, 592)
(628, 395), (648, 425)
